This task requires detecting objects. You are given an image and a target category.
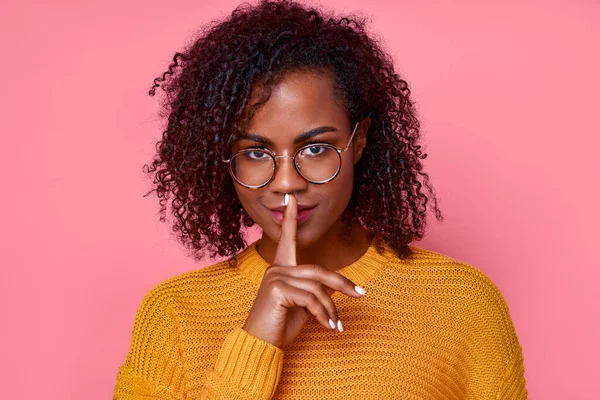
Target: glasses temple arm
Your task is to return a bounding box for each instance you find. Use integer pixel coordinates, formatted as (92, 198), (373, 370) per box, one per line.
(341, 122), (360, 152)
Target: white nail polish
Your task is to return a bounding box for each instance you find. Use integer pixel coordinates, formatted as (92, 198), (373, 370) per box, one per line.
(355, 285), (366, 295)
(337, 319), (343, 332)
(284, 193), (289, 206)
(329, 319), (336, 330)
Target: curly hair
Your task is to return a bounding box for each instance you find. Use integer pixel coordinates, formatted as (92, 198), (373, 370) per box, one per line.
(143, 0), (444, 261)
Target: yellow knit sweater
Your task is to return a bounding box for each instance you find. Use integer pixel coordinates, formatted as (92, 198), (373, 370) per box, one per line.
(113, 240), (527, 399)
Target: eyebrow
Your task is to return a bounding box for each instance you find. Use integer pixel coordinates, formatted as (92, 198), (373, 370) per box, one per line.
(241, 126), (339, 146)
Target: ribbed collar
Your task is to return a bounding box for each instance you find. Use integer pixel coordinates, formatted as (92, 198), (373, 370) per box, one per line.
(233, 238), (392, 288)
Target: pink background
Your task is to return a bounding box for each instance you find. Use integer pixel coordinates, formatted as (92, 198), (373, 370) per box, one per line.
(1, 0), (598, 398)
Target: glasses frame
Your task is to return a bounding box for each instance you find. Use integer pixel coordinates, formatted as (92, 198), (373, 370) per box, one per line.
(222, 122), (360, 189)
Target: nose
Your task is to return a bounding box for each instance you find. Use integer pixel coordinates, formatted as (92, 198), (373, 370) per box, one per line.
(268, 156), (309, 195)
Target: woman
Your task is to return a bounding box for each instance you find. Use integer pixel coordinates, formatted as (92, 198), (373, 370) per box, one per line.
(113, 0), (527, 398)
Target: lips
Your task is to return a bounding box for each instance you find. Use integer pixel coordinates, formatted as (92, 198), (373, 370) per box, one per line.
(267, 204), (317, 225)
(268, 204), (316, 212)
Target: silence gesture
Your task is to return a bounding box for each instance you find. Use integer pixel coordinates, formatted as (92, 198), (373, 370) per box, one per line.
(242, 193), (366, 348)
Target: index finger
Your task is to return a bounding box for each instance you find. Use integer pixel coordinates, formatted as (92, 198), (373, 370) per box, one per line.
(273, 193), (297, 267)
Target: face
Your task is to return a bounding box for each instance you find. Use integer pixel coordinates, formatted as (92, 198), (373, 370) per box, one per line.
(229, 70), (368, 249)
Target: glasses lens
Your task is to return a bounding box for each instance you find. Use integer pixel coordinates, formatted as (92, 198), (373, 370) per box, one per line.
(295, 145), (341, 183)
(230, 150), (274, 187)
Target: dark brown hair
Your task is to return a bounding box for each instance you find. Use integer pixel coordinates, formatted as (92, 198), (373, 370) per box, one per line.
(143, 0), (444, 261)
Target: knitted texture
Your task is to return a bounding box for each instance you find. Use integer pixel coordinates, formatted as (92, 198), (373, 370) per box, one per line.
(113, 240), (527, 399)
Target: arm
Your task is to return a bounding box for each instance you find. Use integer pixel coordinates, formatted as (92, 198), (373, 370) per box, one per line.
(113, 287), (284, 400)
(199, 327), (283, 399)
(477, 273), (528, 399)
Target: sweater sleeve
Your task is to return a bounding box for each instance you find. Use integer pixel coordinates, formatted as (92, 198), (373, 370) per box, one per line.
(477, 271), (528, 400)
(495, 346), (528, 400)
(199, 327), (284, 399)
(113, 286), (284, 400)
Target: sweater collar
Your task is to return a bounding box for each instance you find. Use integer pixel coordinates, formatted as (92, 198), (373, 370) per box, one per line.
(233, 238), (392, 288)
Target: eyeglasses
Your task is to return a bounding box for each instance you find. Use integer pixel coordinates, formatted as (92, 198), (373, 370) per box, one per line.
(222, 122), (359, 189)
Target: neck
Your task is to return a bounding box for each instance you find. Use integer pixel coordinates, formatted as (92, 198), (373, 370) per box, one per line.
(256, 220), (373, 271)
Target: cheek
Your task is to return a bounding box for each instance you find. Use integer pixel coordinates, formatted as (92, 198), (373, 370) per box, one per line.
(233, 184), (262, 220)
(339, 155), (356, 193)
(322, 157), (355, 210)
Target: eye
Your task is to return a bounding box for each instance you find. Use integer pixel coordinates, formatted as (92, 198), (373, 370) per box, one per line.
(246, 150), (268, 160)
(299, 145), (327, 157)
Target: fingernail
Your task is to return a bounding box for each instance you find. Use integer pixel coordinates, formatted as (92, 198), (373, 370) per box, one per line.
(355, 285), (366, 295)
(329, 319), (336, 330)
(337, 319), (343, 332)
(284, 193), (289, 206)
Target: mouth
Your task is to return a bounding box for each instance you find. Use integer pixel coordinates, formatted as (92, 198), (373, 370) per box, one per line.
(267, 204), (317, 225)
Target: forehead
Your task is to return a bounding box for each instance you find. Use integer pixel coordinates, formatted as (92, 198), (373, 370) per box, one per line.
(244, 70), (349, 137)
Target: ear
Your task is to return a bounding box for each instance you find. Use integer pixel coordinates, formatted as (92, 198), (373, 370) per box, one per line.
(353, 117), (371, 165)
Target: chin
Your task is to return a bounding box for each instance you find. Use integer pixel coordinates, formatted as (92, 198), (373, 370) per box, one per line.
(294, 224), (323, 249)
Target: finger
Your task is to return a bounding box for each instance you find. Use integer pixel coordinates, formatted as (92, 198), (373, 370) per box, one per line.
(276, 264), (366, 298)
(275, 276), (340, 329)
(274, 280), (336, 331)
(273, 193), (297, 267)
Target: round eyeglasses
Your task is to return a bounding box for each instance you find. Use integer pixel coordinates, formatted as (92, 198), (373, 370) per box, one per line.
(222, 123), (359, 189)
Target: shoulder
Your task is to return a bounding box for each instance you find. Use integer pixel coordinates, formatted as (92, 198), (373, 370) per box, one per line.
(137, 257), (245, 311)
(396, 245), (522, 343)
(404, 245), (505, 290)
(397, 247), (526, 393)
(389, 245), (514, 317)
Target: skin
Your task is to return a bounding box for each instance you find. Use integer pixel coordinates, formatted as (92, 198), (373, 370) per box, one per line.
(231, 70), (372, 271)
(230, 70), (374, 348)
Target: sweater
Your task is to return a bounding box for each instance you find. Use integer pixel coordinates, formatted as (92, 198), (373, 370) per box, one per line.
(113, 239), (528, 399)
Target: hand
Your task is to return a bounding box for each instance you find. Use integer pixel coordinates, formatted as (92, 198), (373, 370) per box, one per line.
(242, 193), (366, 348)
